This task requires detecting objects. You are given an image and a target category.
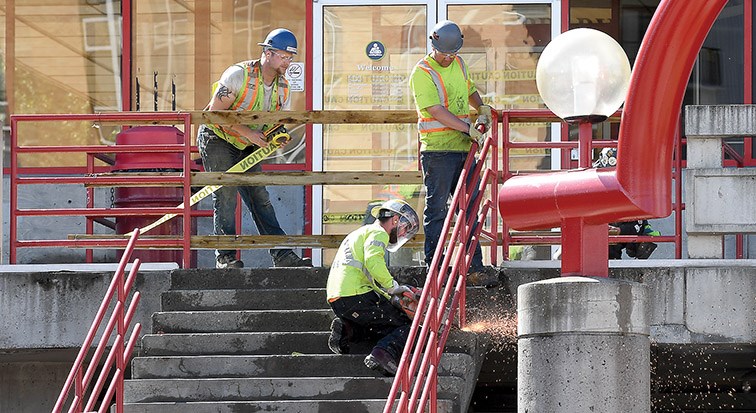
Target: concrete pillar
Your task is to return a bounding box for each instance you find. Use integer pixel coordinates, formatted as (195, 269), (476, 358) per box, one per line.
(517, 276), (650, 413)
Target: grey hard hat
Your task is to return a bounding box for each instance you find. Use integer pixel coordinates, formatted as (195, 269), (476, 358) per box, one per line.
(429, 20), (464, 54)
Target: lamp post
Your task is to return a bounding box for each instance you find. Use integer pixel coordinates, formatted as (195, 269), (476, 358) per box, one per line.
(535, 28), (631, 276)
(516, 30), (648, 413)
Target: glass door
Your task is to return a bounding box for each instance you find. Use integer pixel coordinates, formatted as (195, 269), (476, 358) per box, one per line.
(312, 0), (558, 265)
(313, 0), (434, 266)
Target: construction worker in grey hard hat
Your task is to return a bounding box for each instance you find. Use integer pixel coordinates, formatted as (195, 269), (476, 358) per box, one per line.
(409, 20), (498, 287)
(326, 199), (421, 376)
(197, 28), (311, 269)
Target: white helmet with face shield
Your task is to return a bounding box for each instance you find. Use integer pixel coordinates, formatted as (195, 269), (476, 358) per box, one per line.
(371, 199), (420, 252)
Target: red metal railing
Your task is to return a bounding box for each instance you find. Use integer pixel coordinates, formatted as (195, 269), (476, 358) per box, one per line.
(499, 0), (727, 277)
(9, 112), (196, 267)
(384, 113), (499, 413)
(498, 109), (683, 259)
(52, 228), (143, 413)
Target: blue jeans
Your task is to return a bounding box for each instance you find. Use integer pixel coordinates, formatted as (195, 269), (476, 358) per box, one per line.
(197, 125), (293, 261)
(421, 151), (483, 270)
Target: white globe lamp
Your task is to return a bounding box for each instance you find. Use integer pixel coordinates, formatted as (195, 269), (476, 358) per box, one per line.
(536, 28), (631, 123)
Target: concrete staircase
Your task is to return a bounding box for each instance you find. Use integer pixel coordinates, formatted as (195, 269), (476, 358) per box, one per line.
(123, 267), (487, 412)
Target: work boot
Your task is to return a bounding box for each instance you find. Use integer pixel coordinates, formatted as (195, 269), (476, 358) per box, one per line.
(273, 252), (313, 268)
(467, 267), (500, 288)
(216, 254), (243, 269)
(328, 317), (351, 355)
(634, 242), (657, 259)
(364, 347), (398, 377)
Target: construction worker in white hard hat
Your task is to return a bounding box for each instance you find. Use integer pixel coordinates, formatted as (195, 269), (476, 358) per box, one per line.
(410, 20), (498, 287)
(326, 199), (421, 376)
(197, 28), (311, 269)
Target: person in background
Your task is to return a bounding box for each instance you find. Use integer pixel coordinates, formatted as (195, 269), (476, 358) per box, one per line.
(409, 20), (498, 287)
(197, 28), (311, 269)
(326, 199), (420, 376)
(594, 148), (660, 259)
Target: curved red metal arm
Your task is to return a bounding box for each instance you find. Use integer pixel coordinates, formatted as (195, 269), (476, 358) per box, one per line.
(498, 0), (726, 275)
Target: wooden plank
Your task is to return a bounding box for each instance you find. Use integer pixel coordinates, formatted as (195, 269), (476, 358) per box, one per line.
(63, 234), (506, 250)
(190, 171), (423, 186)
(65, 234), (428, 250)
(196, 110), (420, 125)
(93, 110), (416, 125)
(83, 171), (422, 187)
(93, 109), (588, 126)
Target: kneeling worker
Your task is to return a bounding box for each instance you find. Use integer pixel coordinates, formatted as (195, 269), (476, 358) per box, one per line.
(326, 199), (420, 376)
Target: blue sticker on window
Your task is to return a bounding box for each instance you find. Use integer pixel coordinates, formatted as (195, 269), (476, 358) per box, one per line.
(366, 41), (385, 61)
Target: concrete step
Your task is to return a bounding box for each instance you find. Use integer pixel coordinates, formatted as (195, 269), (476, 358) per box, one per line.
(161, 288), (330, 311)
(131, 354), (475, 379)
(152, 310), (334, 333)
(123, 376), (466, 404)
(141, 330), (485, 357)
(170, 268), (329, 290)
(141, 332), (331, 356)
(123, 399), (456, 413)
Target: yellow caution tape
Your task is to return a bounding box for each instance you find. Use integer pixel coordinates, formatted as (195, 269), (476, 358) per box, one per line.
(322, 212), (367, 224)
(134, 127), (290, 235)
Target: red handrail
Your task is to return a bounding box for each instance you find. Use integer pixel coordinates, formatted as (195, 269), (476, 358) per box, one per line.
(499, 109), (683, 259)
(9, 112), (196, 267)
(384, 112), (499, 413)
(52, 228), (143, 413)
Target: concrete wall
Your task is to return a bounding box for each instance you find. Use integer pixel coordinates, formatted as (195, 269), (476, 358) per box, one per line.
(684, 105), (756, 258)
(0, 266), (172, 350)
(0, 265), (172, 412)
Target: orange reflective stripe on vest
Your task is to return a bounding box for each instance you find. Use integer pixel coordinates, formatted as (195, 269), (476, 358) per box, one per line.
(416, 56), (470, 134)
(207, 60), (290, 149)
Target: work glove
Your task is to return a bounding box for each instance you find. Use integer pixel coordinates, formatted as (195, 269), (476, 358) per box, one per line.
(468, 123), (485, 146)
(387, 280), (412, 296)
(475, 104), (493, 133)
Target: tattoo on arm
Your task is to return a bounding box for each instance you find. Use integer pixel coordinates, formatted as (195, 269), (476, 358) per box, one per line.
(215, 85), (233, 101)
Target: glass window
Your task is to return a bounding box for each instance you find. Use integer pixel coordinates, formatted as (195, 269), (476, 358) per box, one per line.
(135, 0), (306, 164)
(448, 4), (552, 171)
(8, 1), (123, 167)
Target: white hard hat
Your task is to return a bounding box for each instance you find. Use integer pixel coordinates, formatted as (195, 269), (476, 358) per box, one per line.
(371, 199), (420, 252)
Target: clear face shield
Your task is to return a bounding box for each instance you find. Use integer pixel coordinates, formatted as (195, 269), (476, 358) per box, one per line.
(372, 199), (420, 252)
(387, 204), (420, 252)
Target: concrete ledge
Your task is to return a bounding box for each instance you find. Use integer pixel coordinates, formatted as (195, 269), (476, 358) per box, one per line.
(684, 168), (756, 233)
(0, 269), (171, 350)
(684, 104), (756, 137)
(0, 262), (178, 273)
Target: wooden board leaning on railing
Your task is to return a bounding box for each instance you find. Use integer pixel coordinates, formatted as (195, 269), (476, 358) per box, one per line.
(91, 109), (578, 126)
(65, 234), (499, 250)
(82, 171), (423, 187)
